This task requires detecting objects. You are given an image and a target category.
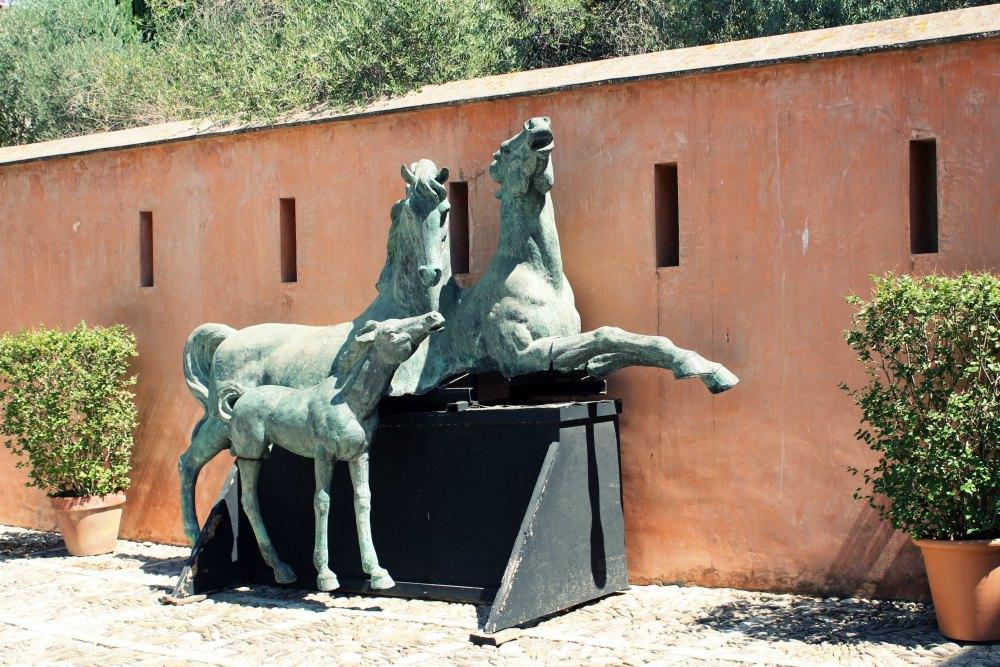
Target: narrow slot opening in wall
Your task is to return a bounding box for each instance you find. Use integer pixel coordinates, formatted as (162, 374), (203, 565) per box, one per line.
(909, 138), (939, 254)
(280, 197), (297, 283)
(654, 163), (680, 268)
(139, 211), (154, 287)
(449, 181), (470, 274)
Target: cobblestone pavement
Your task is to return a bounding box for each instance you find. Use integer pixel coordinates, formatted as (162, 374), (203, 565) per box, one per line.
(1, 526), (998, 666)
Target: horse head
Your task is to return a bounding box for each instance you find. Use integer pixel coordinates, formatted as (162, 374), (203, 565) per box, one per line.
(377, 159), (451, 312)
(490, 117), (554, 199)
(346, 311), (445, 369)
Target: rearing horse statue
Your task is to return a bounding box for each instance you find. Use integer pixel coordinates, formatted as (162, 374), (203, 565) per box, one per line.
(403, 117), (738, 394)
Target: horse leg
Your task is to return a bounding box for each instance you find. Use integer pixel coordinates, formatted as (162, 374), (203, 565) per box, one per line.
(485, 316), (559, 379)
(349, 454), (394, 589)
(237, 457), (296, 584)
(547, 327), (739, 393)
(178, 415), (230, 544)
(313, 453), (339, 591)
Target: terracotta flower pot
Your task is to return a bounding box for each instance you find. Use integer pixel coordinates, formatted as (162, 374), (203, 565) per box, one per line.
(914, 538), (1000, 641)
(49, 493), (126, 556)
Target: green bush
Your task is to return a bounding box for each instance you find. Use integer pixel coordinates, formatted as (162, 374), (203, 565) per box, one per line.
(0, 323), (138, 498)
(842, 273), (1000, 540)
(0, 0), (145, 147)
(0, 0), (993, 146)
(141, 0), (513, 123)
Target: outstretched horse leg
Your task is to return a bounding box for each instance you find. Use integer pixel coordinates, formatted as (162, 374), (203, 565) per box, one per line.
(237, 457), (296, 584)
(349, 454), (394, 589)
(547, 327), (738, 393)
(313, 453), (339, 592)
(178, 415), (230, 544)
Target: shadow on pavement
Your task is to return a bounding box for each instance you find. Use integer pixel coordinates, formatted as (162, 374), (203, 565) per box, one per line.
(0, 529), (65, 560)
(696, 596), (944, 647)
(210, 585), (384, 615)
(940, 646), (1000, 665)
(113, 549), (189, 577)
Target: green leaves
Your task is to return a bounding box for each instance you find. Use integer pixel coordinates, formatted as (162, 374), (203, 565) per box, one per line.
(0, 323), (138, 497)
(1, 0), (992, 147)
(843, 272), (1000, 540)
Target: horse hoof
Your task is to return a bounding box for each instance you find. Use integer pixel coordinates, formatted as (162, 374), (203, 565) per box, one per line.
(704, 365), (739, 394)
(370, 571), (395, 590)
(274, 565), (297, 584)
(317, 573), (340, 591)
(585, 354), (617, 378)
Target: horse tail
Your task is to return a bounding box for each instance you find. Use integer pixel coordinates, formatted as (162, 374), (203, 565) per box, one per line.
(215, 381), (246, 424)
(183, 323), (235, 414)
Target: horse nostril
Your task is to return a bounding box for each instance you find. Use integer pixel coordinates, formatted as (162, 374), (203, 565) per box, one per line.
(418, 265), (442, 287)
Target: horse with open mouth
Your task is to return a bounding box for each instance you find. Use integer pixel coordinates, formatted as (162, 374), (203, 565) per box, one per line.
(405, 117), (739, 395)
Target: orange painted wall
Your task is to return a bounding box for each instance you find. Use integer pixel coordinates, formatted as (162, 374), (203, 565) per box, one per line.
(1, 40), (997, 599)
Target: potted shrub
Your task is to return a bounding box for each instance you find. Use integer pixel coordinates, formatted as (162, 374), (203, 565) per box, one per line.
(0, 323), (138, 556)
(843, 272), (1000, 641)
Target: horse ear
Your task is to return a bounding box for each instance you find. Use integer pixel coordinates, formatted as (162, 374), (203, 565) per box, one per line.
(390, 200), (405, 221)
(434, 167), (449, 184)
(401, 164), (416, 185)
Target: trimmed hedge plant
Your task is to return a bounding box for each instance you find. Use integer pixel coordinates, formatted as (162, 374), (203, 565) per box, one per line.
(842, 273), (1000, 540)
(0, 323), (138, 497)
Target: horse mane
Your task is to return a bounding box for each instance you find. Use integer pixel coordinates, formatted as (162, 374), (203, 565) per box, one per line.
(374, 200), (406, 294)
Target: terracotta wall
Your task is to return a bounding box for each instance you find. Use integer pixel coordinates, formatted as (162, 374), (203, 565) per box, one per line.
(1, 39), (997, 599)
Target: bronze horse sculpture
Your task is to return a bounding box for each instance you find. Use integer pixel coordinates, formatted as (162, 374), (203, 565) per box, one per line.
(179, 118), (737, 558)
(404, 117), (738, 395)
(223, 312), (444, 591)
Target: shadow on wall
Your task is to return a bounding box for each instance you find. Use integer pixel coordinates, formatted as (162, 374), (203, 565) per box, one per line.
(826, 507), (928, 601)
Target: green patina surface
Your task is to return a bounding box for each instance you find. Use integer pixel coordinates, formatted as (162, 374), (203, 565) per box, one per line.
(179, 118), (739, 590)
(226, 312), (444, 591)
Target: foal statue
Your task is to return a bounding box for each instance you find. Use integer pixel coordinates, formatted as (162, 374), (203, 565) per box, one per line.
(222, 311), (445, 591)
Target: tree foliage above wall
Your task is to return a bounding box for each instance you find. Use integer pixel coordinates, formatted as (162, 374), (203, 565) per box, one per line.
(0, 0), (990, 147)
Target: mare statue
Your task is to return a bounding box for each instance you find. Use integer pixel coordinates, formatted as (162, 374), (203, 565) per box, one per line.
(179, 161), (450, 544)
(223, 312), (445, 591)
(404, 117), (739, 394)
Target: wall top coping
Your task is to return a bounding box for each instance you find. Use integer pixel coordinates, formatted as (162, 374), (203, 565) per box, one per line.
(0, 5), (996, 167)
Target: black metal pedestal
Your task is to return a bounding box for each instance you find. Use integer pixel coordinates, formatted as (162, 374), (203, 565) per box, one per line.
(172, 399), (628, 632)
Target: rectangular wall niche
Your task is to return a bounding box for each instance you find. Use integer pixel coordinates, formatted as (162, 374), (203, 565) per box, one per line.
(280, 198), (297, 283)
(139, 211), (154, 287)
(654, 164), (680, 268)
(449, 182), (470, 274)
(909, 138), (939, 254)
